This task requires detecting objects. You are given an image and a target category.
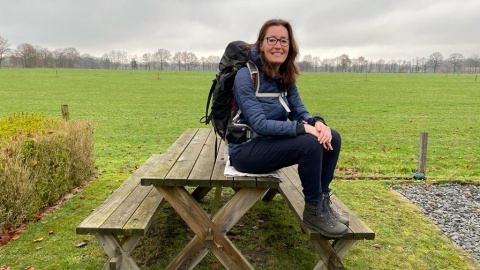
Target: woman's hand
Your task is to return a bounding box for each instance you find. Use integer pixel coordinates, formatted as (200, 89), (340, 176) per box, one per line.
(304, 123), (333, 150)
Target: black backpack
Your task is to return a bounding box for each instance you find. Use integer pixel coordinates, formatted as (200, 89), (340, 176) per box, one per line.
(200, 41), (259, 154)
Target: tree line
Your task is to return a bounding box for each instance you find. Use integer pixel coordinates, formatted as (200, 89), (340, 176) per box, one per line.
(0, 36), (479, 73)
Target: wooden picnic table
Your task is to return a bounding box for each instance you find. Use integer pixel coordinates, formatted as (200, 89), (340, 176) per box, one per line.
(141, 128), (375, 269)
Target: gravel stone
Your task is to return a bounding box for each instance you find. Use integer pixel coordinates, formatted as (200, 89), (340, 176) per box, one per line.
(394, 184), (480, 260)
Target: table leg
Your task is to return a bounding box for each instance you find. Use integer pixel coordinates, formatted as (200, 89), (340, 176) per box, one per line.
(156, 186), (268, 270)
(96, 234), (141, 270)
(311, 239), (345, 270)
(312, 239), (356, 270)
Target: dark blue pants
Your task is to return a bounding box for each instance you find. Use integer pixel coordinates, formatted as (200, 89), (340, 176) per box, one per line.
(230, 129), (341, 205)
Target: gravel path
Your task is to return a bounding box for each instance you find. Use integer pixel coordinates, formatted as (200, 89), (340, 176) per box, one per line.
(394, 184), (479, 261)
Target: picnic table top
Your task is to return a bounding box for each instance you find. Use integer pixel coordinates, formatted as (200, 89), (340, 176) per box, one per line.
(141, 128), (280, 189)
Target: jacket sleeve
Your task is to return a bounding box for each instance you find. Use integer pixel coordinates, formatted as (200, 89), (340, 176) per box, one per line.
(233, 68), (297, 137)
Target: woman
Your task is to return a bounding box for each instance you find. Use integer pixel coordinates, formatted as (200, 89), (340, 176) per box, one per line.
(229, 19), (348, 238)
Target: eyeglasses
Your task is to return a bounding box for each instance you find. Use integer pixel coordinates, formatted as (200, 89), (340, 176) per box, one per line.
(263, 37), (289, 47)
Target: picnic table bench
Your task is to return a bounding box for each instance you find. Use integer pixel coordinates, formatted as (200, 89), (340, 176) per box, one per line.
(77, 128), (375, 270)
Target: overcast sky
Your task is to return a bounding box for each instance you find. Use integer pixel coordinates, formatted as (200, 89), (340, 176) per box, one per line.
(1, 0), (479, 61)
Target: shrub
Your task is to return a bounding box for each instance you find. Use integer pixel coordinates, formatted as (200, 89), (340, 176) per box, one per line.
(0, 112), (95, 234)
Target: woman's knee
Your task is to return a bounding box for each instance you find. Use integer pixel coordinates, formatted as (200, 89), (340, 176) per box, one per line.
(331, 129), (341, 149)
(297, 134), (323, 156)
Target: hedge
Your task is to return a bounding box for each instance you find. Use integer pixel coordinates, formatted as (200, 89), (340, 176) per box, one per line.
(0, 112), (95, 235)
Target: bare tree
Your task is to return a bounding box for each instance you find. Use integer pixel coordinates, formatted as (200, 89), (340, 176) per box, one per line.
(107, 50), (128, 69)
(200, 56), (207, 71)
(313, 56), (320, 72)
(376, 59), (385, 73)
(186, 52), (198, 70)
(301, 54), (313, 72)
(64, 47), (81, 68)
(80, 54), (100, 69)
(16, 43), (37, 68)
(358, 56), (368, 73)
(153, 49), (171, 70)
(0, 36), (11, 67)
(473, 54), (480, 74)
(428, 52), (443, 73)
(36, 46), (54, 68)
(466, 54), (479, 73)
(338, 54), (351, 72)
(101, 53), (112, 69)
(142, 53), (153, 70)
(321, 58), (333, 72)
(172, 52), (182, 70)
(207, 55), (220, 71)
(448, 53), (465, 73)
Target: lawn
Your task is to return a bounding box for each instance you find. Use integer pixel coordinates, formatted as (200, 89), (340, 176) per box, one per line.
(0, 69), (478, 269)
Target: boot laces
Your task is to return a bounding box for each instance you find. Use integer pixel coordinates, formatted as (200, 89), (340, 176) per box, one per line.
(322, 193), (337, 219)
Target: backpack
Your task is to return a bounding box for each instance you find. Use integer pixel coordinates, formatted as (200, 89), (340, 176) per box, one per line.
(200, 40), (290, 159)
(200, 41), (259, 150)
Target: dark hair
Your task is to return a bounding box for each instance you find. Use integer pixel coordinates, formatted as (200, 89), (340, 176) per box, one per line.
(253, 19), (300, 90)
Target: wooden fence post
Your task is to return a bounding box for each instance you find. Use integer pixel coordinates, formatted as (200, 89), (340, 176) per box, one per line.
(61, 104), (69, 122)
(415, 132), (428, 180)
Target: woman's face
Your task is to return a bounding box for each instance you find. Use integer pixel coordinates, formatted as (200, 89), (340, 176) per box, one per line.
(260, 25), (289, 68)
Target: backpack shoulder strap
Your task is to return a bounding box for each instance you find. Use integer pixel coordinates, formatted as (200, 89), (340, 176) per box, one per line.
(246, 60), (260, 93)
(246, 60), (290, 112)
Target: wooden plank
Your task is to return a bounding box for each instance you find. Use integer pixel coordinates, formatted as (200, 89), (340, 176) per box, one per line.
(278, 166), (305, 222)
(76, 154), (163, 234)
(330, 197), (375, 240)
(99, 184), (153, 235)
(122, 187), (164, 236)
(278, 166), (375, 241)
(256, 176), (280, 189)
(210, 140), (233, 187)
(164, 128), (211, 186)
(233, 176), (258, 187)
(188, 129), (217, 186)
(99, 154), (166, 235)
(141, 128), (198, 186)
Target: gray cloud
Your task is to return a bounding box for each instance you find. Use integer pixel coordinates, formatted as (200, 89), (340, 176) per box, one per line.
(1, 0), (478, 61)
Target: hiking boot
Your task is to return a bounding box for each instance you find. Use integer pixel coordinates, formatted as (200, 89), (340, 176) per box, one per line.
(322, 192), (350, 226)
(303, 202), (348, 238)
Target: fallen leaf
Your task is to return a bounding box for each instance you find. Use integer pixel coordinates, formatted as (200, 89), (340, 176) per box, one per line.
(80, 195), (86, 199)
(210, 262), (220, 268)
(26, 267), (35, 270)
(75, 241), (88, 248)
(33, 237), (43, 243)
(41, 221), (48, 225)
(371, 243), (381, 249)
(35, 246), (42, 251)
(32, 160), (38, 166)
(252, 226), (259, 230)
(48, 231), (54, 235)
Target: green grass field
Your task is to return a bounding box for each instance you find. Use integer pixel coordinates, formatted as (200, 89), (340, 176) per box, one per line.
(0, 69), (479, 269)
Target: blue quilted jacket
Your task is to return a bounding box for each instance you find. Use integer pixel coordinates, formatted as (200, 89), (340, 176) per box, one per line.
(229, 46), (316, 156)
